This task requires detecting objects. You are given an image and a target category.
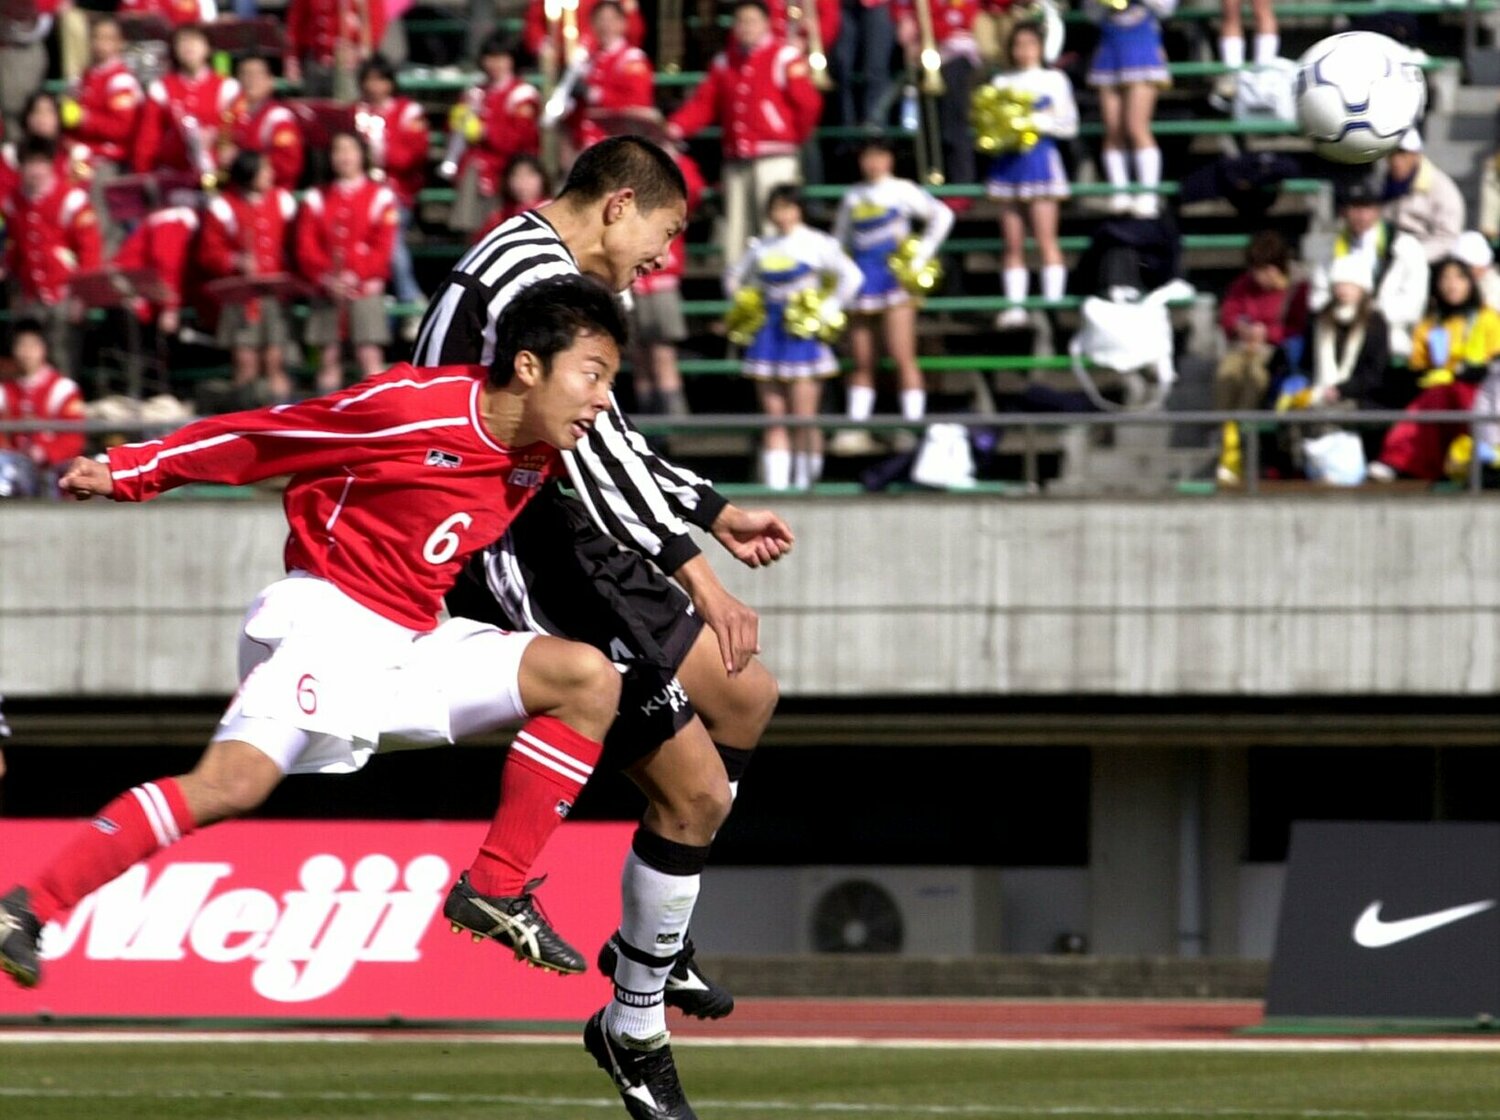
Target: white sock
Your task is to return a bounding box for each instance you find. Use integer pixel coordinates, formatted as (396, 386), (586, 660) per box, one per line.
(809, 452), (824, 484)
(1041, 264), (1068, 302)
(792, 450), (813, 490)
(605, 847), (701, 1043)
(900, 388), (926, 422)
(761, 448), (791, 490)
(1220, 35), (1245, 68)
(1133, 147), (1162, 189)
(1253, 33), (1279, 64)
(1103, 148), (1130, 188)
(847, 384), (876, 421)
(1003, 266), (1029, 306)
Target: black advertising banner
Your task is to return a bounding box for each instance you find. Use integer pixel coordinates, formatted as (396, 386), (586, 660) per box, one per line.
(1266, 822), (1500, 1019)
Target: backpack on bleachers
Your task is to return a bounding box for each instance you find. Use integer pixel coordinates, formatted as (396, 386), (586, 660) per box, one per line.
(1232, 59), (1299, 125)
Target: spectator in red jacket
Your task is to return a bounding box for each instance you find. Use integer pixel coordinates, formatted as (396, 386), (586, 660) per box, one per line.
(470, 152), (554, 244)
(2, 138), (103, 374)
(62, 18), (143, 177)
(356, 56), (429, 312)
(523, 0), (645, 66)
(442, 34), (540, 232)
(135, 25), (242, 184)
(295, 132), (398, 392)
(111, 204), (202, 338)
(198, 151), (298, 402)
(1216, 230), (1308, 414)
(0, 319), (85, 493)
(668, 0), (822, 256)
(117, 0), (219, 28)
(222, 55), (306, 192)
(286, 0), (388, 98)
(565, 1), (657, 158)
(0, 92), (92, 202)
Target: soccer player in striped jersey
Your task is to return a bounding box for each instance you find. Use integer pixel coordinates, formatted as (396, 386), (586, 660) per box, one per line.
(0, 276), (631, 991)
(420, 136), (792, 1120)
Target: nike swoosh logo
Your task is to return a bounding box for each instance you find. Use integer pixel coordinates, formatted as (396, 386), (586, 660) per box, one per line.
(1352, 899), (1498, 948)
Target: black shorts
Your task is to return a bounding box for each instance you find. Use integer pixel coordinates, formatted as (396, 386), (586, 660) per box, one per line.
(445, 485), (704, 770)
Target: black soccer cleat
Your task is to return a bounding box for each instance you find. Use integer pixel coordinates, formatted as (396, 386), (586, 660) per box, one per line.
(0, 886), (42, 989)
(598, 932), (736, 1020)
(584, 1008), (698, 1120)
(443, 872), (586, 975)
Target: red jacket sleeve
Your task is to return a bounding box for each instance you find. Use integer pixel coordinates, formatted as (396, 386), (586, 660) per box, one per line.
(486, 93), (539, 161)
(70, 200), (103, 272)
(1219, 273), (1255, 337)
(76, 81), (143, 149)
(623, 0), (646, 46)
(356, 190), (398, 283)
(678, 151), (705, 214)
(269, 119), (305, 190)
(783, 57), (823, 143)
(38, 380), (85, 467)
(524, 0), (547, 56)
(385, 102), (429, 179)
(618, 51), (655, 106)
(294, 190), (334, 282)
(135, 95), (167, 174)
(286, 0), (311, 61)
(106, 367), (433, 499)
(819, 0), (841, 52)
(197, 201), (239, 279)
(668, 65), (722, 139)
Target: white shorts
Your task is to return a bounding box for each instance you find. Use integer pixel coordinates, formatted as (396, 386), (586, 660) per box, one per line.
(214, 572), (536, 775)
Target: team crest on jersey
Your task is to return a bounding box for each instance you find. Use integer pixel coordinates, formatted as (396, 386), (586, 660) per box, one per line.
(91, 816), (120, 835)
(425, 449), (462, 469)
(555, 799), (572, 819)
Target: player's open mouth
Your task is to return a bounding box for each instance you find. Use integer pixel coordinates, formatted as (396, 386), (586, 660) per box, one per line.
(570, 420), (593, 440)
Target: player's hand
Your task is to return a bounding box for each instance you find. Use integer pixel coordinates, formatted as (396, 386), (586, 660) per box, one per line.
(711, 504), (795, 569)
(695, 582), (761, 676)
(59, 456), (113, 501)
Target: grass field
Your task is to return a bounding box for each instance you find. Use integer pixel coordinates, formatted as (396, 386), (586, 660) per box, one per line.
(4, 1039), (1500, 1120)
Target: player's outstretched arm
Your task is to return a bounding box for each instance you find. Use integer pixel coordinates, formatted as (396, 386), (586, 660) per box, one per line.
(59, 457), (114, 500)
(673, 553), (761, 676)
(711, 504), (794, 569)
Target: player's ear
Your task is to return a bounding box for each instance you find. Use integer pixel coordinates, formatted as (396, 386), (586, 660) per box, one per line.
(513, 350), (544, 387)
(604, 188), (635, 225)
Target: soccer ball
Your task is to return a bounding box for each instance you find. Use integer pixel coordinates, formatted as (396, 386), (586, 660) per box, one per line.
(1295, 32), (1427, 165)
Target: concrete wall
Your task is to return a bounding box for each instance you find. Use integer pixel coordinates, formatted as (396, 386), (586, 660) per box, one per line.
(6, 496), (1500, 697)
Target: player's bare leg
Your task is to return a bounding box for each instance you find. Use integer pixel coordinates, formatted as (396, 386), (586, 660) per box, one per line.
(443, 635), (622, 975)
(789, 378), (824, 490)
(757, 380), (792, 490)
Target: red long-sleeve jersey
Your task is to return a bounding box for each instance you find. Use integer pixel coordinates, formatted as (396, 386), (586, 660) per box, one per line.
(105, 364), (561, 630)
(111, 205), (202, 319)
(287, 0), (388, 66)
(2, 179), (104, 303)
(224, 96), (306, 190)
(0, 365), (85, 468)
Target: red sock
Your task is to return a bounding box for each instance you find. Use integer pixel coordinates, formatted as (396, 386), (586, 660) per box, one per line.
(468, 716), (604, 896)
(26, 779), (196, 924)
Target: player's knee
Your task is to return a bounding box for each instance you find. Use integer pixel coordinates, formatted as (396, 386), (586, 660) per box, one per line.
(654, 775), (734, 838)
(709, 662), (779, 741)
(556, 642), (622, 725)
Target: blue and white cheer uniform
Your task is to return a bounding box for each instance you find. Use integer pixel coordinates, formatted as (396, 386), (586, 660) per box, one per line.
(832, 176), (955, 311)
(983, 66), (1079, 201)
(1086, 0), (1176, 87)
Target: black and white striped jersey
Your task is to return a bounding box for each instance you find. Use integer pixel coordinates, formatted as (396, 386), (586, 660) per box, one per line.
(411, 209), (727, 573)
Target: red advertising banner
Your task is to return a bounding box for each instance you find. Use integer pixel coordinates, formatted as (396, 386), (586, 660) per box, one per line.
(0, 820), (630, 1022)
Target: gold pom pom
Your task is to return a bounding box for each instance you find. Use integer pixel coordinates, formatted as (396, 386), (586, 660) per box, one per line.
(887, 237), (943, 301)
(783, 287), (846, 343)
(725, 287), (767, 347)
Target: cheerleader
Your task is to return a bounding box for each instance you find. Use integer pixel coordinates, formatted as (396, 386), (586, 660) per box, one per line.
(1086, 0), (1176, 218)
(726, 184), (863, 491)
(832, 137), (954, 447)
(983, 20), (1078, 328)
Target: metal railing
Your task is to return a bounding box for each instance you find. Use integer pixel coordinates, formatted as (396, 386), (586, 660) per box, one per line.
(7, 410), (1499, 496)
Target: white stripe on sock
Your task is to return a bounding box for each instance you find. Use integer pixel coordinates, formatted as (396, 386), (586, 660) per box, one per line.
(514, 730), (594, 780)
(141, 783), (180, 843)
(511, 741), (591, 788)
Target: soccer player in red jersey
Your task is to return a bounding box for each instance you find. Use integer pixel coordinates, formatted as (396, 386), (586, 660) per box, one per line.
(0, 275), (630, 990)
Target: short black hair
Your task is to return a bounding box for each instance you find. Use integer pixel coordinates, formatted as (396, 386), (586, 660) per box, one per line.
(766, 182), (803, 214)
(479, 31), (520, 63)
(236, 53), (273, 75)
(591, 0), (625, 17)
(857, 136), (895, 156)
(328, 130), (370, 176)
(358, 54), (399, 91)
(19, 136), (56, 165)
(11, 318), (46, 346)
(557, 135), (687, 215)
(489, 275), (630, 388)
(226, 149), (264, 192)
(732, 0), (770, 15)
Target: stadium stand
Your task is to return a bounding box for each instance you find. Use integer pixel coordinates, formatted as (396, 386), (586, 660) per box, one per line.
(0, 0), (1497, 494)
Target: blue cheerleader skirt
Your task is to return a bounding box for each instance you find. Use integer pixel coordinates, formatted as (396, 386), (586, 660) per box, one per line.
(851, 241), (908, 312)
(985, 138), (1070, 201)
(1087, 18), (1170, 87)
(742, 299), (839, 381)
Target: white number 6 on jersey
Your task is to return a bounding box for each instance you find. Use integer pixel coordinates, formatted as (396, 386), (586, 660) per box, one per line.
(422, 512), (474, 565)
